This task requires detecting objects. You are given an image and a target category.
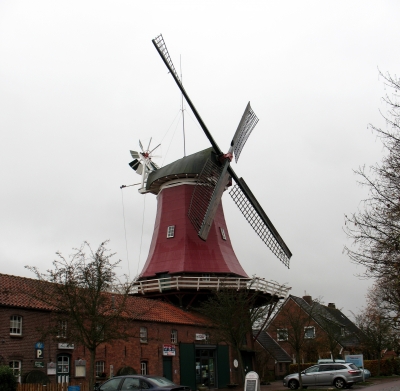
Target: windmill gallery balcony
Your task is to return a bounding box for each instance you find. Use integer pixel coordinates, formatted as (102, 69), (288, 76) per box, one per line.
(131, 276), (290, 300)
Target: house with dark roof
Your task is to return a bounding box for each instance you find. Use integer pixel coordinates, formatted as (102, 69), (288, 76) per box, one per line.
(263, 295), (363, 366)
(0, 273), (235, 388)
(253, 329), (291, 379)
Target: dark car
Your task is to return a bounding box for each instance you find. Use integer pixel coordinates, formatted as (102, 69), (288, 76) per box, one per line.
(283, 363), (362, 389)
(95, 375), (191, 391)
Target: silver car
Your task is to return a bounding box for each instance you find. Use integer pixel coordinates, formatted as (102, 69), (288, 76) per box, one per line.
(283, 363), (363, 389)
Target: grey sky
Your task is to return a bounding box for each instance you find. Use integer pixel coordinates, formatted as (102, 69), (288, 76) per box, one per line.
(1, 1), (399, 318)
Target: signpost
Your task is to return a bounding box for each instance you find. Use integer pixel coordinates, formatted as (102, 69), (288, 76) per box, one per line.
(244, 371), (260, 391)
(34, 342), (44, 359)
(345, 354), (364, 381)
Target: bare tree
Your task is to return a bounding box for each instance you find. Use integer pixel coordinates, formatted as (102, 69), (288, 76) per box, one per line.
(26, 241), (135, 389)
(354, 284), (394, 375)
(271, 297), (320, 390)
(344, 71), (400, 323)
(196, 283), (280, 386)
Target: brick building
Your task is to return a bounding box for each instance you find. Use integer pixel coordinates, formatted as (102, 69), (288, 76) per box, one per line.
(0, 273), (239, 388)
(264, 295), (363, 366)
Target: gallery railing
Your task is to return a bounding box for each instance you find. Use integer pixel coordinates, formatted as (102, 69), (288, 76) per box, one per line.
(130, 276), (290, 298)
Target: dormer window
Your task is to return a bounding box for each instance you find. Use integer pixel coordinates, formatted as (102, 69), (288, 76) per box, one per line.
(220, 227), (226, 240)
(167, 225), (175, 238)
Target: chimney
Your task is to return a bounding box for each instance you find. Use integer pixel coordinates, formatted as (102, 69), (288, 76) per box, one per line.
(328, 303), (336, 309)
(303, 295), (312, 305)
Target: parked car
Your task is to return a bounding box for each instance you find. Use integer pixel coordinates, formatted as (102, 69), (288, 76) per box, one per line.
(317, 359), (345, 364)
(94, 375), (191, 391)
(283, 363), (363, 389)
(317, 359), (370, 380)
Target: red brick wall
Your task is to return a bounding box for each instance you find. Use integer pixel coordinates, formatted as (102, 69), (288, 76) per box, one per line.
(1, 306), (213, 384)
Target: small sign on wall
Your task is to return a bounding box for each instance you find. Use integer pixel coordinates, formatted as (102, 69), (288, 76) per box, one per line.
(163, 344), (176, 356)
(195, 334), (207, 341)
(75, 360), (86, 377)
(58, 343), (74, 349)
(34, 361), (44, 368)
(47, 362), (56, 375)
(35, 342), (44, 359)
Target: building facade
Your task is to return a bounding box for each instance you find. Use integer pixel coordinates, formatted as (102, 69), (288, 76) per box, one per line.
(0, 273), (238, 389)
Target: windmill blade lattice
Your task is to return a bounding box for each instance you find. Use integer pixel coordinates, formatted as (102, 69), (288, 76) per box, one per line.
(232, 102), (259, 163)
(153, 35), (182, 87)
(229, 179), (291, 268)
(188, 159), (224, 234)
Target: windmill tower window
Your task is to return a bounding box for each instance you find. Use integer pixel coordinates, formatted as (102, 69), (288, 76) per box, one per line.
(167, 225), (175, 238)
(220, 227), (227, 240)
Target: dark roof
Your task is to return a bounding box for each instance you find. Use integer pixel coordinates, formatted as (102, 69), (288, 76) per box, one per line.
(254, 329), (291, 362)
(323, 305), (363, 347)
(146, 148), (217, 194)
(0, 273), (207, 326)
(289, 295), (362, 348)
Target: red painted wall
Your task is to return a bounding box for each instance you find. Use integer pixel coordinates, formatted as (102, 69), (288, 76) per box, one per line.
(140, 184), (248, 278)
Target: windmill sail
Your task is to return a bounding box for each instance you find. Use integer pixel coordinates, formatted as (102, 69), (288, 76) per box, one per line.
(232, 102), (259, 163)
(152, 33), (292, 268)
(229, 176), (292, 267)
(188, 158), (230, 240)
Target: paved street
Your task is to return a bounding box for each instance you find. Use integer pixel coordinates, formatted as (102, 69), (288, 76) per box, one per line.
(218, 377), (400, 391)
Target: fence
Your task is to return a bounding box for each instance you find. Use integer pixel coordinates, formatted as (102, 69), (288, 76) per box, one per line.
(17, 383), (90, 391)
(131, 276), (291, 298)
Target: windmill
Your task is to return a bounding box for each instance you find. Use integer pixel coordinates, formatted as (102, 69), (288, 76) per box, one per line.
(128, 35), (292, 306)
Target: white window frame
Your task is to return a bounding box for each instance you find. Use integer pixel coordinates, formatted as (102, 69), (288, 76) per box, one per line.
(9, 360), (21, 383)
(140, 327), (148, 343)
(10, 315), (22, 335)
(167, 225), (175, 238)
(96, 361), (105, 377)
(141, 361), (148, 375)
(171, 329), (177, 344)
(202, 273), (211, 281)
(304, 326), (316, 339)
(57, 320), (67, 338)
(220, 227), (227, 240)
(277, 328), (288, 341)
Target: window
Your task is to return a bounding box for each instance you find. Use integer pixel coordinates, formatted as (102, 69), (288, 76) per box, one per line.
(96, 324), (105, 340)
(171, 329), (177, 344)
(141, 361), (148, 375)
(58, 320), (67, 338)
(9, 360), (21, 383)
(96, 361), (105, 377)
(201, 273), (211, 281)
(341, 326), (345, 336)
(220, 227), (227, 240)
(277, 328), (288, 341)
(10, 316), (22, 335)
(167, 225), (175, 238)
(304, 326), (315, 339)
(140, 327), (148, 343)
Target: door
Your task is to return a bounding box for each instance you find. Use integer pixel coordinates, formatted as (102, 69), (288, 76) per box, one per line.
(56, 354), (70, 383)
(196, 349), (216, 388)
(163, 357), (173, 381)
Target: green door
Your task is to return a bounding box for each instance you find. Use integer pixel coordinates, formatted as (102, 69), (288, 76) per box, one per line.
(216, 345), (230, 388)
(179, 343), (196, 391)
(163, 357), (173, 381)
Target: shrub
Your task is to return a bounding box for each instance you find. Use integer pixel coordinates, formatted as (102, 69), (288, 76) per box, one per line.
(0, 365), (17, 391)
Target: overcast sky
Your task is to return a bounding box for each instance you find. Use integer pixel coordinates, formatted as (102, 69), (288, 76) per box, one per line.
(1, 1), (399, 318)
